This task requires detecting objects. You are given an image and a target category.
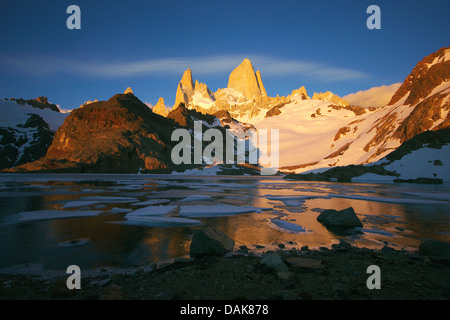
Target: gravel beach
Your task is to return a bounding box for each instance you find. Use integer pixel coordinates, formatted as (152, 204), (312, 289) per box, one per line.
(1, 243), (449, 300)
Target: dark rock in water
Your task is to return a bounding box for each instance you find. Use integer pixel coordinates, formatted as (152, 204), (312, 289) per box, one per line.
(190, 227), (235, 257)
(339, 239), (352, 249)
(332, 239), (352, 251)
(316, 207), (363, 228)
(237, 246), (249, 254)
(419, 240), (450, 258)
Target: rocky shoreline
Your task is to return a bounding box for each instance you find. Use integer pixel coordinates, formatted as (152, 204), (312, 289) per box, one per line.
(1, 241), (449, 300)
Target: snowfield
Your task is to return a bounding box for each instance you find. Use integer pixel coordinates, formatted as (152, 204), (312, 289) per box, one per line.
(252, 77), (450, 175)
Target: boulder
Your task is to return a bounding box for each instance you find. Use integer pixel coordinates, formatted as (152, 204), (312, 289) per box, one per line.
(260, 252), (289, 272)
(190, 227), (235, 257)
(419, 240), (450, 258)
(316, 207), (363, 228)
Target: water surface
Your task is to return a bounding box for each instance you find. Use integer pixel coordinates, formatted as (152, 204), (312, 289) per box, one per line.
(0, 173), (449, 274)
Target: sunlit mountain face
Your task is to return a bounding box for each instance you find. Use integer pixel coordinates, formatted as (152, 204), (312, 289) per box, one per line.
(3, 46), (449, 183)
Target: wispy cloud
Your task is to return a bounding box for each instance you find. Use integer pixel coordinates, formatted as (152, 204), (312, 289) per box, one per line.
(343, 83), (402, 108)
(0, 54), (368, 82)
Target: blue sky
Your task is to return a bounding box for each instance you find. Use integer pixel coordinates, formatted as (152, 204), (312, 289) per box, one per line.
(0, 0), (449, 110)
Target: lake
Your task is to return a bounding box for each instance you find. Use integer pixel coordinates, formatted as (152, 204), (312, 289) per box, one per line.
(0, 173), (449, 276)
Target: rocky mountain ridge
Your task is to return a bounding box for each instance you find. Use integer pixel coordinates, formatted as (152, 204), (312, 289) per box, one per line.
(2, 45), (449, 175)
(0, 98), (67, 170)
(153, 58), (294, 123)
(5, 90), (259, 173)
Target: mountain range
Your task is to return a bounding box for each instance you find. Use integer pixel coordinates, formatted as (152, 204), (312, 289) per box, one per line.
(1, 45), (449, 181)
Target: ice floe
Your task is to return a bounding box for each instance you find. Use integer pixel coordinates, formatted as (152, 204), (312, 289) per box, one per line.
(108, 207), (133, 214)
(5, 210), (103, 223)
(359, 228), (395, 236)
(329, 193), (450, 204)
(281, 200), (306, 207)
(180, 195), (212, 202)
(78, 196), (139, 203)
(401, 192), (450, 201)
(267, 219), (311, 234)
(264, 194), (321, 201)
(126, 205), (178, 217)
(191, 188), (225, 193)
(179, 204), (261, 217)
(62, 201), (101, 209)
(130, 199), (171, 206)
(118, 216), (202, 228)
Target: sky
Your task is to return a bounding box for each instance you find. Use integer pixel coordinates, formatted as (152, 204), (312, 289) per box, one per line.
(0, 0), (449, 111)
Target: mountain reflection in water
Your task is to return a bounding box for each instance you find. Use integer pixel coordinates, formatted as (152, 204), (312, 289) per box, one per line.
(0, 174), (449, 273)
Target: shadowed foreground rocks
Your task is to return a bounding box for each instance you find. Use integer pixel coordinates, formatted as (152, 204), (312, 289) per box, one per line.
(1, 242), (449, 300)
(190, 227), (235, 257)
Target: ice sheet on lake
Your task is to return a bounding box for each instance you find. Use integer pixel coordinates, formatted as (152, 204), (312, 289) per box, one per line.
(360, 228), (395, 236)
(171, 165), (222, 176)
(180, 195), (212, 202)
(22, 184), (52, 189)
(5, 210), (103, 223)
(267, 219), (311, 234)
(119, 216), (202, 228)
(179, 204), (261, 217)
(126, 205), (178, 217)
(112, 185), (144, 190)
(329, 193), (450, 204)
(108, 207), (133, 214)
(62, 201), (101, 209)
(264, 194), (322, 201)
(281, 200), (306, 207)
(131, 199), (171, 206)
(402, 192), (450, 201)
(78, 196), (139, 203)
(191, 188), (225, 193)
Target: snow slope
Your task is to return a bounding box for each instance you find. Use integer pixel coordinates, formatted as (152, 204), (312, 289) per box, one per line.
(253, 75), (450, 174)
(0, 100), (68, 168)
(353, 144), (450, 183)
(0, 100), (67, 131)
(253, 95), (378, 170)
